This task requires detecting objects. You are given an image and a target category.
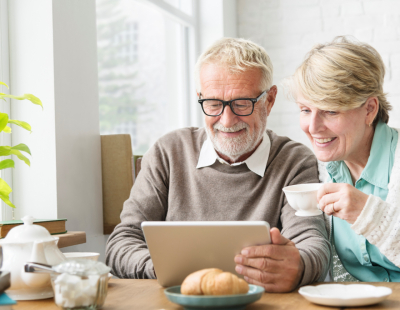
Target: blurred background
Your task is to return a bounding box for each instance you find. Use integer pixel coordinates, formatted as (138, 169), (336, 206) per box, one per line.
(96, 0), (400, 153)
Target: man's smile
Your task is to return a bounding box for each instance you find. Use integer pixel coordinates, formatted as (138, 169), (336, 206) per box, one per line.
(217, 128), (246, 138)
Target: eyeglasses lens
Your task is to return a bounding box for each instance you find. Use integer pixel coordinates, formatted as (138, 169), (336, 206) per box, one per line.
(203, 100), (253, 116)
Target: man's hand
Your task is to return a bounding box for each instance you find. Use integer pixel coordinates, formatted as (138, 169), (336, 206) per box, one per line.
(234, 228), (304, 293)
(317, 183), (369, 224)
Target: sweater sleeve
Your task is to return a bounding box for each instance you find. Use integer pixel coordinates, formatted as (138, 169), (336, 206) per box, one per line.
(105, 142), (169, 279)
(280, 155), (331, 286)
(351, 194), (400, 267)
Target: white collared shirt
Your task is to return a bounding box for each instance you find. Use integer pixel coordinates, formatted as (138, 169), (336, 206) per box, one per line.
(196, 131), (271, 177)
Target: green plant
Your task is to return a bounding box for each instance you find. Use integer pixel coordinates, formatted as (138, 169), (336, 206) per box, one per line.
(0, 81), (43, 208)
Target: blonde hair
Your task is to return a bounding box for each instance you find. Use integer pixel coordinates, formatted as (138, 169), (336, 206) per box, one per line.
(195, 38), (273, 92)
(287, 36), (391, 124)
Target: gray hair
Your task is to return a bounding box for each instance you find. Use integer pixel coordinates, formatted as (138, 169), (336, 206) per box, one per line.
(195, 38), (273, 92)
(286, 36), (391, 125)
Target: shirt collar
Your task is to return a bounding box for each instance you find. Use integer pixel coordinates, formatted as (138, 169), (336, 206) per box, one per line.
(196, 130), (271, 177)
(326, 120), (394, 189)
(360, 120), (394, 189)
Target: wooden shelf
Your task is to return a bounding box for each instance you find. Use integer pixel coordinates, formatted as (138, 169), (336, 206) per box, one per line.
(56, 231), (86, 248)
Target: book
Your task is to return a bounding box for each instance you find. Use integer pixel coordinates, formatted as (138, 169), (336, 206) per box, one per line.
(0, 271), (10, 295)
(0, 219), (67, 238)
(0, 292), (16, 309)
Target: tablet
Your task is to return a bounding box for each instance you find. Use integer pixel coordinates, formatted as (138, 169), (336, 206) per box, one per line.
(141, 221), (271, 287)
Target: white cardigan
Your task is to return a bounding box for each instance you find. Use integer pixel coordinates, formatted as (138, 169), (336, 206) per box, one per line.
(349, 128), (400, 267)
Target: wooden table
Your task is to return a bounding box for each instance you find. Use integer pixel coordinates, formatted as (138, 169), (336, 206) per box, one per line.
(13, 280), (400, 310)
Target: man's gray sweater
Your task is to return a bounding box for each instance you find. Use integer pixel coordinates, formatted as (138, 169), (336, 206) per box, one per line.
(106, 127), (330, 286)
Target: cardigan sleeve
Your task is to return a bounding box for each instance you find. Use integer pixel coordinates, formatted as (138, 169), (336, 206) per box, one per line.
(351, 194), (400, 267)
(350, 128), (400, 267)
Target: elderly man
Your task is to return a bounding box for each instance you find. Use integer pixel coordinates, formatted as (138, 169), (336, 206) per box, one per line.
(106, 38), (330, 292)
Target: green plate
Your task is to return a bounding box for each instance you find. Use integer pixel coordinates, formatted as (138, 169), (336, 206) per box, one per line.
(164, 284), (265, 310)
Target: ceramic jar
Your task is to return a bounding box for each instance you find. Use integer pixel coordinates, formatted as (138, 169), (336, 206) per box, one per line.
(0, 215), (66, 300)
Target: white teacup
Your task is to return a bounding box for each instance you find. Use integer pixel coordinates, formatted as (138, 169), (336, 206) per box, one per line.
(63, 252), (100, 261)
(282, 183), (323, 216)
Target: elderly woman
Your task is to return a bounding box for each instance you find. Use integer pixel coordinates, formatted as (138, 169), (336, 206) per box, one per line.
(288, 36), (400, 282)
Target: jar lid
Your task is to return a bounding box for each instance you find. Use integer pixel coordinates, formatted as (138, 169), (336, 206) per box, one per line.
(54, 259), (111, 277)
(1, 215), (56, 243)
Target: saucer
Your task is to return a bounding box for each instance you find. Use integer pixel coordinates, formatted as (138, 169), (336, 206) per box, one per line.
(299, 284), (392, 307)
(164, 284), (264, 310)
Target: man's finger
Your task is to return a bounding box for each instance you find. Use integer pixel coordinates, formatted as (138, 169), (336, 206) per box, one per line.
(234, 255), (281, 273)
(317, 183), (341, 201)
(235, 264), (277, 285)
(240, 244), (287, 260)
(243, 275), (280, 293)
(270, 227), (291, 245)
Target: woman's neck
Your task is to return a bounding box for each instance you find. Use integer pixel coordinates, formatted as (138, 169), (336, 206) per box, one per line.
(344, 126), (375, 184)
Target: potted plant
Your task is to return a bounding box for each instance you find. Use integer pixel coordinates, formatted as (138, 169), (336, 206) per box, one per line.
(0, 81), (43, 208)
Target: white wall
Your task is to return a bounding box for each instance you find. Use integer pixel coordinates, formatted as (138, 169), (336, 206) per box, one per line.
(238, 0), (400, 149)
(198, 0), (237, 56)
(9, 0), (58, 219)
(8, 0), (107, 261)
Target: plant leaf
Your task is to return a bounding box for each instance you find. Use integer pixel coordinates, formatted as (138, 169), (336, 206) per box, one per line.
(8, 120), (31, 132)
(0, 178), (15, 208)
(0, 146), (11, 156)
(10, 149), (30, 166)
(0, 82), (9, 89)
(0, 159), (14, 170)
(0, 113), (9, 132)
(11, 143), (31, 155)
(21, 94), (43, 108)
(3, 126), (11, 133)
(0, 93), (43, 109)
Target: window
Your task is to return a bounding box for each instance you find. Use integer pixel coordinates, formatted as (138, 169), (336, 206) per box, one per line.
(96, 0), (198, 155)
(163, 0), (192, 15)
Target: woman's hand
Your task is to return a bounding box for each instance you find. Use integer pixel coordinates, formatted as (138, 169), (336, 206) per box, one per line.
(317, 183), (369, 224)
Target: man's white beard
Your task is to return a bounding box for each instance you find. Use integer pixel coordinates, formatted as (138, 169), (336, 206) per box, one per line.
(206, 107), (268, 162)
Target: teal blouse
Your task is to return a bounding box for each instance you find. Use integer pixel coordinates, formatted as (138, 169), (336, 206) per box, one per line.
(326, 120), (399, 282)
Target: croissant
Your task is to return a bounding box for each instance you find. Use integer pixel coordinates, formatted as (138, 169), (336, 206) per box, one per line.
(181, 268), (249, 295)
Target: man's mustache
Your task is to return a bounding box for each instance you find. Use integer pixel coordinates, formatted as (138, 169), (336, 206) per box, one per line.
(213, 122), (248, 133)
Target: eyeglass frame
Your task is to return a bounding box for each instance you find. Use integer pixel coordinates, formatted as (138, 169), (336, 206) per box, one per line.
(198, 89), (269, 117)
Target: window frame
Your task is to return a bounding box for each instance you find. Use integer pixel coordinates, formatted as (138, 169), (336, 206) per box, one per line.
(139, 0), (202, 128)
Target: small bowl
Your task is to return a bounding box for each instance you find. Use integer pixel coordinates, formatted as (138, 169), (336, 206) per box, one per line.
(51, 260), (110, 310)
(63, 252), (100, 261)
(282, 183), (322, 216)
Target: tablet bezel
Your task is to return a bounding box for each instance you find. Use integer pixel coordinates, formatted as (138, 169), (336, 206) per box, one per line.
(142, 221), (271, 287)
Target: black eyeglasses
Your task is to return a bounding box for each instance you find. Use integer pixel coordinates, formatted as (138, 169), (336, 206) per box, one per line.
(198, 90), (268, 116)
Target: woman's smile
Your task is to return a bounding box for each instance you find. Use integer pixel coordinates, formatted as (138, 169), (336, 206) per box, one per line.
(313, 137), (337, 147)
